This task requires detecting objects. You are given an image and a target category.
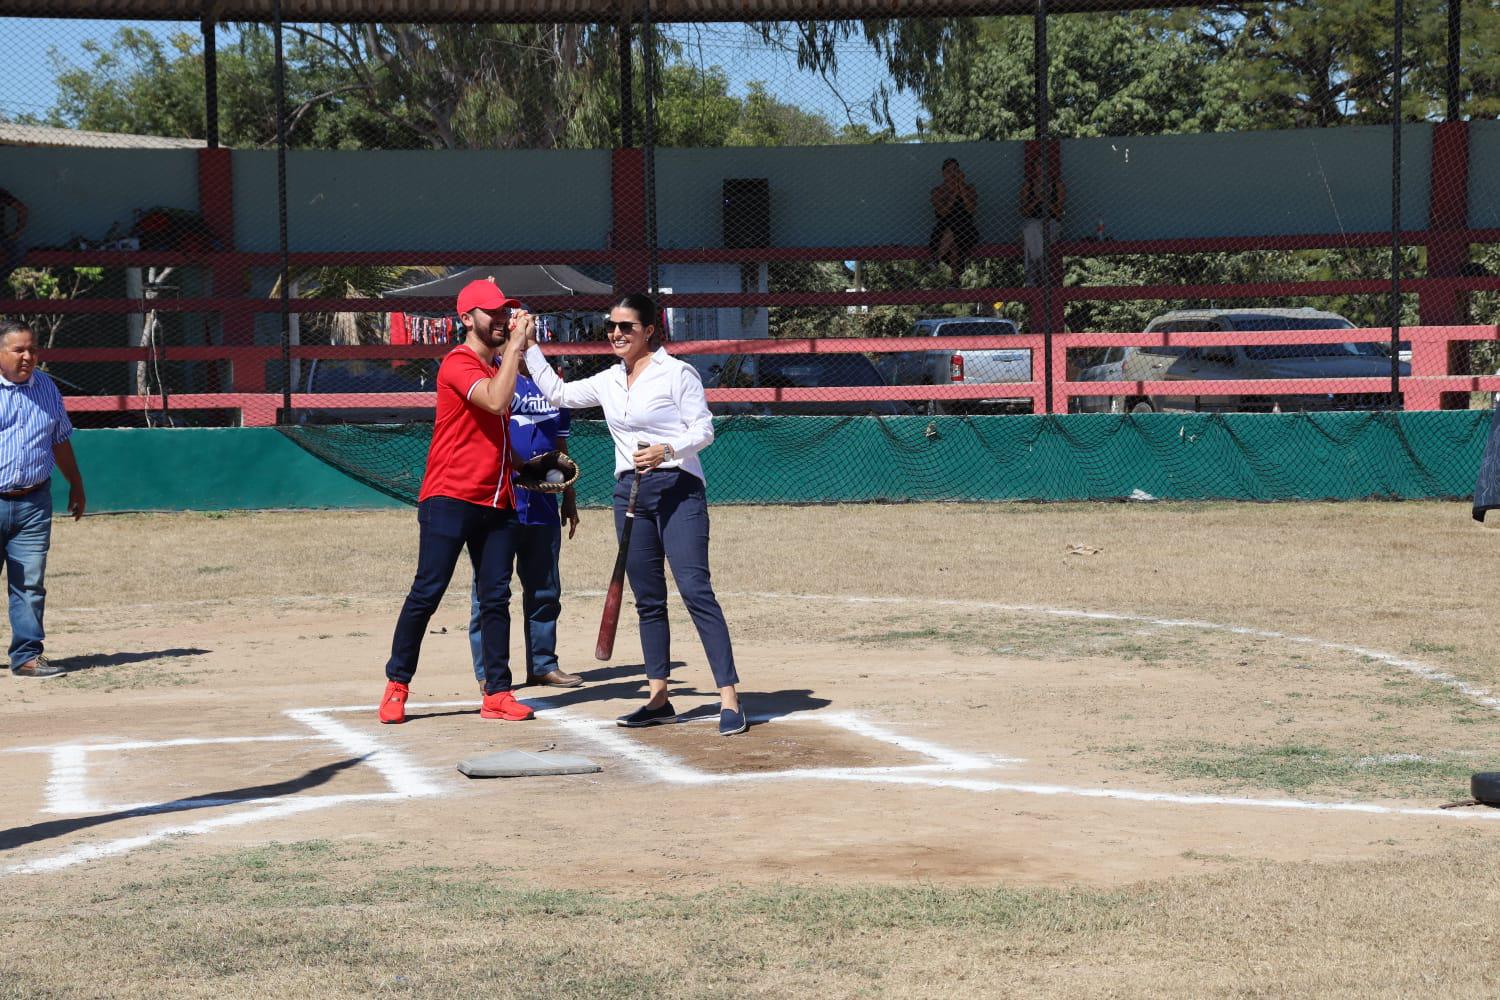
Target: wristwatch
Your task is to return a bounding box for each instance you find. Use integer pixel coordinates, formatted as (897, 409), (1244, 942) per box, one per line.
(661, 443), (675, 462)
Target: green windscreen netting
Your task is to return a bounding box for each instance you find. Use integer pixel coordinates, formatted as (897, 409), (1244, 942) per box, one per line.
(278, 410), (1492, 507)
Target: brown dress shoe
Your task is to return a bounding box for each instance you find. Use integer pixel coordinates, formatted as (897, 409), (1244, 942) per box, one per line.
(528, 669), (583, 688)
(12, 656), (64, 678)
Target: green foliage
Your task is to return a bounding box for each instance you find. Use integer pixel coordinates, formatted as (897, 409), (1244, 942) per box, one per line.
(924, 14), (1245, 141)
(6, 266), (105, 348)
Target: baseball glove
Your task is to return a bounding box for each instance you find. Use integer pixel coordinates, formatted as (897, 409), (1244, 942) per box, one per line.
(514, 450), (579, 493)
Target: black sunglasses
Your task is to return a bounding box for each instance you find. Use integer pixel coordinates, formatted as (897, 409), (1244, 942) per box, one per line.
(603, 320), (643, 332)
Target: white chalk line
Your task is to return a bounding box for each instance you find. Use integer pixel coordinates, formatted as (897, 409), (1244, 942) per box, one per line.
(10, 588), (1500, 874)
(5, 793), (412, 876)
(712, 590), (1500, 720)
(57, 586), (1498, 717)
(4, 707), (439, 876)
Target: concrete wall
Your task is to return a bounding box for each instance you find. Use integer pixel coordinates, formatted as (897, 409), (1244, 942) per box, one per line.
(652, 140), (1024, 248)
(230, 149), (613, 253)
(1062, 125), (1432, 240)
(0, 148), (199, 248)
(1469, 120), (1500, 231)
(0, 124), (1465, 255)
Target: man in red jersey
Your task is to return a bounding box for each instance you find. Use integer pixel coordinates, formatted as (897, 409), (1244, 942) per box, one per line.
(378, 279), (536, 725)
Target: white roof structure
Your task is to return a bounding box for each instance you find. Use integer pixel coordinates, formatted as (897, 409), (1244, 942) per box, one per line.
(0, 122), (207, 150)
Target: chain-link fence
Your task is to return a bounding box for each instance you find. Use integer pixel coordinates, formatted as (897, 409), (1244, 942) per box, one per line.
(1, 2), (1498, 501)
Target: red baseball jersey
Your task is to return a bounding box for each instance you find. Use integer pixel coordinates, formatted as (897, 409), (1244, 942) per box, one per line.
(417, 345), (514, 508)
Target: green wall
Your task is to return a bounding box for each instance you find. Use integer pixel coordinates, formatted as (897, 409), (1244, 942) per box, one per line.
(54, 428), (403, 512)
(59, 412), (1491, 514)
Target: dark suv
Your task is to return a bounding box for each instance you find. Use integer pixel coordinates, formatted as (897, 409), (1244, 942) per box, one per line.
(299, 358), (440, 424)
(712, 351), (913, 416)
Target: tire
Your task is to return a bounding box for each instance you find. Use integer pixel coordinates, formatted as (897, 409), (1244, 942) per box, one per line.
(1471, 772), (1500, 805)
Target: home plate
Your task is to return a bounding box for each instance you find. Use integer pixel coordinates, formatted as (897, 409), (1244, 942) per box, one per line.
(457, 750), (602, 779)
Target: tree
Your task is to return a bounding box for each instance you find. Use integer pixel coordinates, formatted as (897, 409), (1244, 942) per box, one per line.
(920, 14), (1243, 141)
(1179, 0), (1499, 127)
(45, 23), (624, 151)
(6, 266), (104, 350)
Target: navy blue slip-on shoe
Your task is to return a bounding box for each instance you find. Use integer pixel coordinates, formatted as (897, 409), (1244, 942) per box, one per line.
(616, 700), (677, 728)
(718, 707), (748, 736)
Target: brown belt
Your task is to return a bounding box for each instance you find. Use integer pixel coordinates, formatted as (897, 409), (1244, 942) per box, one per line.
(0, 480), (47, 499)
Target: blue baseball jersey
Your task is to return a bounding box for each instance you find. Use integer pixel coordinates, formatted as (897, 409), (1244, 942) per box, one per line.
(511, 372), (571, 526)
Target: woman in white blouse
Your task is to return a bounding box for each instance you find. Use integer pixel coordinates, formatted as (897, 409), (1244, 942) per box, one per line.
(524, 293), (746, 736)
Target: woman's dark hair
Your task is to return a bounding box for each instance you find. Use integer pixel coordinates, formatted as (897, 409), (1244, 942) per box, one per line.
(941, 157), (960, 171)
(613, 292), (664, 347)
(614, 292), (659, 328)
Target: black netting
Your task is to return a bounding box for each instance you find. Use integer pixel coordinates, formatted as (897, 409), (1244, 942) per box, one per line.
(1, 3), (1497, 499)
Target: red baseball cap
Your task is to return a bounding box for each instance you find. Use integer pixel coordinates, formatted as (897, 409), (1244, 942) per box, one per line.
(456, 279), (520, 317)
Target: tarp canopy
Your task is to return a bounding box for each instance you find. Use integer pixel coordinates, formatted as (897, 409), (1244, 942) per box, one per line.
(0, 0), (1219, 23)
(384, 264), (612, 303)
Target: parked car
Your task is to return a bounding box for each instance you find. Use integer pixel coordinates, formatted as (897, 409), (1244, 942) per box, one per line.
(299, 357), (440, 424)
(1073, 308), (1406, 414)
(881, 317), (1031, 415)
(712, 351), (913, 416)
(1071, 347), (1128, 414)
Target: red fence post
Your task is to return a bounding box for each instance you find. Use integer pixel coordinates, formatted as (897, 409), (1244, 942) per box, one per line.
(611, 148), (648, 295)
(1424, 121), (1471, 407)
(197, 148), (261, 398)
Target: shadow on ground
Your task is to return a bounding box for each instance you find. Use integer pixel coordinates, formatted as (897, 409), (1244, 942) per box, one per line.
(48, 648), (212, 672)
(0, 755), (367, 852)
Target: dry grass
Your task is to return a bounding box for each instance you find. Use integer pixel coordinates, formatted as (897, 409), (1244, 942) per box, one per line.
(10, 501), (1500, 997)
(51, 500), (1500, 681)
(3, 838), (1500, 999)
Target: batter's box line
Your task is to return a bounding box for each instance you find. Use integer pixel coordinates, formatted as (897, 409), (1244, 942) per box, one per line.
(366, 702), (1500, 823)
(2, 708), (442, 877)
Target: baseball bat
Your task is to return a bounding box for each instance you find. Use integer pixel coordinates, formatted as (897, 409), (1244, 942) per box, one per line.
(595, 444), (648, 660)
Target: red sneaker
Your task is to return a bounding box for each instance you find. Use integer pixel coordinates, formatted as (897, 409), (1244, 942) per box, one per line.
(379, 681), (409, 724)
(480, 690), (535, 721)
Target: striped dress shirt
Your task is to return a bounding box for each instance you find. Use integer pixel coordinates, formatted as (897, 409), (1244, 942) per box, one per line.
(0, 368), (72, 492)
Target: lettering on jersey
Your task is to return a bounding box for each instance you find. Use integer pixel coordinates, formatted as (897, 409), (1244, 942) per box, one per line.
(512, 390), (559, 417)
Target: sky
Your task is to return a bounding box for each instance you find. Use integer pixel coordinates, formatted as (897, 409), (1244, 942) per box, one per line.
(0, 17), (923, 139)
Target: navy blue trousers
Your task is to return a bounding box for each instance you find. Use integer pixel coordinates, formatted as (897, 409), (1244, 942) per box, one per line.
(614, 469), (738, 688)
(386, 496), (519, 693)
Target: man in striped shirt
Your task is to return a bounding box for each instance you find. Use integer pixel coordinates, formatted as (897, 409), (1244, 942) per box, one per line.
(0, 320), (85, 678)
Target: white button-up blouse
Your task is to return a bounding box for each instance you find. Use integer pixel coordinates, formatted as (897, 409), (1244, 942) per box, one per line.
(523, 344), (714, 482)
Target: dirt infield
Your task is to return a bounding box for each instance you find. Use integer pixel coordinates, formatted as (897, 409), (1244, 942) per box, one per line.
(4, 502), (1500, 997)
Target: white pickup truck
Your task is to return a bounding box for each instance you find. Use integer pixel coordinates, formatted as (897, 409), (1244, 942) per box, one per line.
(881, 317), (1033, 414)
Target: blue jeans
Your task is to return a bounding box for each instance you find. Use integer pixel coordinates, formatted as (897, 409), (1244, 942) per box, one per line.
(469, 521), (562, 682)
(386, 496), (519, 694)
(1, 488), (52, 670)
(614, 469), (738, 689)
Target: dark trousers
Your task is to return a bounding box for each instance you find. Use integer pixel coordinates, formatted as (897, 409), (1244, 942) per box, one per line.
(614, 469), (738, 689)
(469, 521), (563, 681)
(386, 496), (519, 694)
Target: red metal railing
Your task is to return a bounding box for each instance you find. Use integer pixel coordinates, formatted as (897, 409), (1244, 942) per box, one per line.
(45, 324), (1500, 426)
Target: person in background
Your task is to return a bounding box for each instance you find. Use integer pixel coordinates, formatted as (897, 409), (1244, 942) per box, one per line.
(928, 158), (979, 279)
(1020, 155), (1065, 287)
(0, 320), (86, 678)
(522, 293), (749, 737)
(468, 358), (582, 693)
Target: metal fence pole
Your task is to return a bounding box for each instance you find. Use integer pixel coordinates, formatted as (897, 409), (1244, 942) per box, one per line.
(642, 1), (659, 295)
(274, 2), (291, 419)
(619, 20), (634, 148)
(1035, 0), (1053, 414)
(1390, 0), (1404, 407)
(1447, 0), (1462, 122)
(201, 13), (218, 148)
